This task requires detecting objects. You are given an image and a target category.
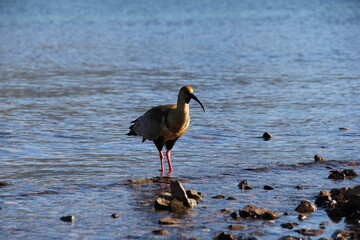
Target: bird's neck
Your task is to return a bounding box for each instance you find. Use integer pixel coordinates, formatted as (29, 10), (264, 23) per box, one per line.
(166, 99), (190, 133)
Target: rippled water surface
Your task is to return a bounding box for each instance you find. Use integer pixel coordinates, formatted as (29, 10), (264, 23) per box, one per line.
(1, 0), (360, 239)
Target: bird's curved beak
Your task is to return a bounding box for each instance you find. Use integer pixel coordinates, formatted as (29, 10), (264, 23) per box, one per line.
(190, 93), (206, 113)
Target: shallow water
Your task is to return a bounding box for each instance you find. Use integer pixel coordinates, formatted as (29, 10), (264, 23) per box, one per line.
(1, 0), (360, 239)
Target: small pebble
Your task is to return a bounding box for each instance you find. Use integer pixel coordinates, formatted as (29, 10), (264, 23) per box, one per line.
(238, 180), (253, 190)
(217, 232), (237, 240)
(280, 222), (299, 229)
(111, 213), (120, 218)
(339, 127), (349, 131)
(152, 229), (169, 235)
(60, 215), (76, 222)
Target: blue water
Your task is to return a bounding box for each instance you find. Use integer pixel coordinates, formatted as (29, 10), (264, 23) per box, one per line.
(1, 0), (360, 239)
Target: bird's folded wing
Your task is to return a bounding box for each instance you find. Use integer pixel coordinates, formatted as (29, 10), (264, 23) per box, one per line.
(133, 106), (165, 141)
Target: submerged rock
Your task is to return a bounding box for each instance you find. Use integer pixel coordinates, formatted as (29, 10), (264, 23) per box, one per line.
(263, 185), (274, 190)
(295, 200), (317, 213)
(217, 232), (237, 240)
(239, 205), (280, 220)
(228, 224), (246, 230)
(212, 195), (226, 199)
(278, 236), (306, 240)
(280, 222), (299, 229)
(158, 217), (180, 225)
(295, 228), (325, 236)
(154, 196), (171, 210)
(0, 181), (9, 187)
(186, 190), (203, 200)
(111, 213), (120, 218)
(152, 229), (169, 235)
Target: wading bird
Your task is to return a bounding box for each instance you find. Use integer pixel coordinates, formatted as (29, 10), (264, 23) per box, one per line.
(127, 86), (205, 174)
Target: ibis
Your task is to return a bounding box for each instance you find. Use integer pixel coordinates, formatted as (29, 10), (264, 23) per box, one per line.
(127, 86), (205, 173)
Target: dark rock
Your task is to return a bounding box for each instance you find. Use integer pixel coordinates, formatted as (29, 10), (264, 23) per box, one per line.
(295, 200), (316, 213)
(318, 238), (331, 240)
(152, 229), (169, 235)
(217, 232), (237, 240)
(314, 154), (326, 162)
(154, 196), (171, 210)
(332, 230), (359, 240)
(158, 217), (180, 225)
(326, 208), (343, 222)
(263, 185), (274, 190)
(239, 205), (280, 220)
(0, 181), (9, 187)
(328, 170), (345, 180)
(280, 222), (299, 229)
(342, 169), (358, 177)
(60, 215), (75, 222)
(238, 180), (253, 190)
(315, 190), (336, 208)
(263, 132), (272, 140)
(339, 127), (349, 131)
(295, 185), (305, 190)
(298, 214), (308, 221)
(212, 195), (225, 199)
(277, 236), (304, 240)
(111, 213), (120, 218)
(226, 197), (236, 200)
(230, 212), (240, 219)
(186, 190), (202, 200)
(228, 224), (246, 230)
(295, 228), (325, 236)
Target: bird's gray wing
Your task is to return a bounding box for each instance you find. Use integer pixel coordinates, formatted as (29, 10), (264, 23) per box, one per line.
(133, 106), (168, 141)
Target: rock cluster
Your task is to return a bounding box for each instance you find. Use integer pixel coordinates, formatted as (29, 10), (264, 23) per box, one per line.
(154, 180), (202, 212)
(315, 184), (360, 224)
(231, 204), (280, 220)
(328, 169), (358, 180)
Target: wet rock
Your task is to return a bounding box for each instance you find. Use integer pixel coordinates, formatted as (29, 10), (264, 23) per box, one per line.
(170, 181), (190, 206)
(315, 190), (337, 208)
(318, 238), (331, 240)
(111, 213), (120, 218)
(314, 154), (326, 162)
(158, 217), (180, 225)
(60, 215), (76, 222)
(277, 236), (305, 240)
(295, 200), (316, 213)
(212, 195), (225, 199)
(263, 185), (274, 190)
(295, 228), (325, 236)
(230, 212), (240, 219)
(170, 198), (187, 212)
(152, 229), (169, 235)
(0, 181), (9, 187)
(217, 232), (237, 240)
(298, 214), (308, 221)
(226, 197), (236, 200)
(220, 208), (234, 214)
(228, 224), (246, 230)
(328, 169), (358, 180)
(263, 132), (272, 140)
(238, 180), (253, 190)
(280, 222), (299, 229)
(332, 229), (359, 240)
(239, 205), (280, 220)
(154, 196), (171, 210)
(339, 127), (349, 131)
(186, 190), (202, 200)
(295, 185), (305, 190)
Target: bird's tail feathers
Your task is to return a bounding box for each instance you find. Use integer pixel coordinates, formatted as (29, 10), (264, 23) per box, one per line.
(127, 124), (137, 136)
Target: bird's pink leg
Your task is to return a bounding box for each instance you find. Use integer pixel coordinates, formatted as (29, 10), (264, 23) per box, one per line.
(166, 150), (173, 173)
(159, 151), (165, 173)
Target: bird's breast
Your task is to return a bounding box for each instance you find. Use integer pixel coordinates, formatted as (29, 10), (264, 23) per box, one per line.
(160, 116), (190, 141)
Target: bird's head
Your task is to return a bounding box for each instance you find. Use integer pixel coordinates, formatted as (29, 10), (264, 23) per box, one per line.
(180, 86), (205, 113)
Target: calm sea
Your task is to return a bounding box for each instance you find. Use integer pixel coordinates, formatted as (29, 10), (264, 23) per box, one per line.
(1, 0), (359, 239)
